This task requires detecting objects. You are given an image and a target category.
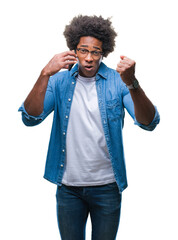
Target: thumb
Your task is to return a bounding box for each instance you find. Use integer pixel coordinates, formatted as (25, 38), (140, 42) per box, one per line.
(120, 55), (126, 60)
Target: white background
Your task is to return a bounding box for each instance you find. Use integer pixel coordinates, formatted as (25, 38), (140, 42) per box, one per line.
(0, 0), (178, 239)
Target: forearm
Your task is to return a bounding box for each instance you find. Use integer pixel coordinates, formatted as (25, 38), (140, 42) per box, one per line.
(24, 70), (50, 116)
(129, 86), (155, 125)
(24, 51), (77, 116)
(116, 56), (156, 125)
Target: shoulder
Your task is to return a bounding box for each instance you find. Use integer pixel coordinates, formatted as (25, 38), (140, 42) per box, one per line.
(100, 63), (123, 85)
(101, 62), (129, 97)
(99, 62), (120, 79)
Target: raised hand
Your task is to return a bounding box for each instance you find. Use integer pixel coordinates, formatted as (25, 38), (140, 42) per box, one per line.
(42, 51), (77, 76)
(116, 55), (136, 85)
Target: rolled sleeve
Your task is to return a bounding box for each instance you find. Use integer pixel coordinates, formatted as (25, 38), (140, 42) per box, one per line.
(134, 106), (160, 131)
(18, 77), (55, 126)
(122, 83), (160, 131)
(18, 103), (44, 126)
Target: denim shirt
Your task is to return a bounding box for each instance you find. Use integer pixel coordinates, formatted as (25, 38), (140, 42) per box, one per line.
(18, 62), (160, 192)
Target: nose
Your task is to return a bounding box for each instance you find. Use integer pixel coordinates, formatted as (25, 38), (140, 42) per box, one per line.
(85, 52), (93, 62)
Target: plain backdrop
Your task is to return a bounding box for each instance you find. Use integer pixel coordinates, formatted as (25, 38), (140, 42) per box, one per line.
(0, 0), (178, 239)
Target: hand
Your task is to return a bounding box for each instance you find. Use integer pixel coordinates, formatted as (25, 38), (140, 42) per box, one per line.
(116, 56), (136, 85)
(42, 50), (77, 76)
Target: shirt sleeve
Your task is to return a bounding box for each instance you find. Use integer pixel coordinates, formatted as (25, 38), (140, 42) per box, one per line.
(121, 82), (160, 131)
(18, 77), (55, 126)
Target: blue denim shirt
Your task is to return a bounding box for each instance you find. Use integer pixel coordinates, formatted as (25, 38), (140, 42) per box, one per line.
(18, 62), (160, 192)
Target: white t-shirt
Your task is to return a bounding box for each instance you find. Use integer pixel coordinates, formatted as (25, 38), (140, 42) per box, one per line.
(62, 75), (115, 186)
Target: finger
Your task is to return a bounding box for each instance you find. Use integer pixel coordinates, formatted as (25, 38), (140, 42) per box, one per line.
(64, 65), (70, 69)
(64, 50), (77, 57)
(62, 59), (77, 69)
(116, 67), (124, 72)
(64, 63), (75, 70)
(120, 55), (134, 64)
(64, 55), (77, 61)
(117, 62), (127, 68)
(116, 66), (124, 72)
(120, 60), (135, 69)
(121, 55), (135, 64)
(117, 62), (125, 68)
(120, 55), (131, 60)
(120, 59), (130, 64)
(120, 55), (128, 60)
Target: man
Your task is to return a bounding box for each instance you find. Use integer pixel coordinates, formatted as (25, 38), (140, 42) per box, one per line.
(19, 15), (160, 240)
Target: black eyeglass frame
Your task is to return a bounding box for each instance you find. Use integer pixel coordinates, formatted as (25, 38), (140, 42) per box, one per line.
(76, 48), (103, 57)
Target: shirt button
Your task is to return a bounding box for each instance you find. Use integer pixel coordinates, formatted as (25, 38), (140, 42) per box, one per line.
(68, 98), (71, 102)
(72, 81), (75, 84)
(66, 115), (68, 119)
(63, 132), (66, 135)
(62, 149), (65, 153)
(60, 164), (64, 167)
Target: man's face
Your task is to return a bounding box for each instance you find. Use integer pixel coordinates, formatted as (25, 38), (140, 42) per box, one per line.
(76, 36), (103, 78)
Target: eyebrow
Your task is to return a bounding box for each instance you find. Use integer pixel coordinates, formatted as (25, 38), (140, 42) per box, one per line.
(80, 45), (101, 50)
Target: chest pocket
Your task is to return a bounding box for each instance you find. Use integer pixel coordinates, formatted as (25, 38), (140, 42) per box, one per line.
(106, 98), (122, 121)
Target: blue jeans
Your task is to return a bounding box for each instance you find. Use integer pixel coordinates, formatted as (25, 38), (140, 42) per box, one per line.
(56, 182), (122, 240)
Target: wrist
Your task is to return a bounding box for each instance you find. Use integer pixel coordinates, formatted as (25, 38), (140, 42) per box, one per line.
(126, 78), (139, 90)
(41, 68), (51, 77)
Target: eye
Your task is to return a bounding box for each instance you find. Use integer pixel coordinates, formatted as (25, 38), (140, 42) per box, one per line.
(80, 49), (88, 54)
(92, 51), (100, 56)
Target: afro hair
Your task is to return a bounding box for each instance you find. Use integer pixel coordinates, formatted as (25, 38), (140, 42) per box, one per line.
(63, 15), (117, 57)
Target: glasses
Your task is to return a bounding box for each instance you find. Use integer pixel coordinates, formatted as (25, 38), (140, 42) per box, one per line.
(77, 48), (103, 58)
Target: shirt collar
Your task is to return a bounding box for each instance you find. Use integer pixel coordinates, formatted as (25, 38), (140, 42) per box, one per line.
(96, 62), (108, 80)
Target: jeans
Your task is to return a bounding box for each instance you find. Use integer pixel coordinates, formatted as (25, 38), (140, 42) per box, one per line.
(56, 182), (122, 240)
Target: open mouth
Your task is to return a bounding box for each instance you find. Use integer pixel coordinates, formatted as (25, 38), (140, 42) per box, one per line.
(85, 66), (93, 71)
